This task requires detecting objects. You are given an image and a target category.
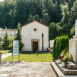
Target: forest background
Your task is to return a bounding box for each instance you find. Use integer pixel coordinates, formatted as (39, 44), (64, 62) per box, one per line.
(0, 0), (77, 40)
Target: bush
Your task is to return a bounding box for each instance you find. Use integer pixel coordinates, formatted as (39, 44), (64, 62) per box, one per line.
(8, 41), (24, 52)
(19, 41), (24, 51)
(61, 48), (69, 57)
(9, 43), (12, 50)
(2, 32), (11, 50)
(53, 35), (69, 60)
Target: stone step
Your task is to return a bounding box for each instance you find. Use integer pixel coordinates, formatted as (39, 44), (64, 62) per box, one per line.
(50, 62), (64, 77)
(55, 60), (77, 75)
(51, 62), (77, 77)
(66, 62), (77, 69)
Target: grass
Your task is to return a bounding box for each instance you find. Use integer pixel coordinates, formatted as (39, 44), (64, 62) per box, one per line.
(2, 53), (53, 62)
(0, 51), (10, 54)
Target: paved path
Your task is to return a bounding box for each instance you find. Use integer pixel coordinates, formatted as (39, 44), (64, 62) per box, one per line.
(2, 53), (12, 60)
(0, 62), (56, 77)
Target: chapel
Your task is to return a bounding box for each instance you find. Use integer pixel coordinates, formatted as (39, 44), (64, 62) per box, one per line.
(21, 21), (49, 52)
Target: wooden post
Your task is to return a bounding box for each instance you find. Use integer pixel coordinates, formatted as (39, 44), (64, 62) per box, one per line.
(12, 41), (13, 61)
(0, 52), (2, 64)
(42, 33), (44, 51)
(19, 49), (20, 61)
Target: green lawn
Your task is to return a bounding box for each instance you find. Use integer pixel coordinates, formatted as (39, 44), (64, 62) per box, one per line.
(2, 53), (53, 62)
(0, 51), (10, 54)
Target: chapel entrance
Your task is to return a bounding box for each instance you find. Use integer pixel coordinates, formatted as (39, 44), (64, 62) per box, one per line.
(32, 41), (38, 52)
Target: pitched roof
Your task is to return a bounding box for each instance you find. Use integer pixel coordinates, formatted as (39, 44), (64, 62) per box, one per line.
(21, 20), (49, 28)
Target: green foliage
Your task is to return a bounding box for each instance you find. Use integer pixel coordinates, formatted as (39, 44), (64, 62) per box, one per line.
(2, 53), (53, 62)
(61, 48), (69, 57)
(15, 23), (24, 51)
(0, 0), (77, 39)
(69, 24), (75, 38)
(0, 51), (10, 54)
(42, 14), (50, 25)
(53, 35), (69, 60)
(2, 31), (11, 50)
(49, 41), (50, 48)
(8, 43), (12, 50)
(15, 23), (21, 40)
(62, 55), (68, 62)
(28, 14), (40, 22)
(49, 22), (62, 40)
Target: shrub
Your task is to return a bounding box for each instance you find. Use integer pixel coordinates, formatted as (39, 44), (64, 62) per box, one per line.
(14, 23), (24, 52)
(8, 41), (24, 52)
(61, 56), (68, 63)
(19, 41), (24, 51)
(61, 48), (68, 57)
(2, 32), (11, 50)
(9, 43), (12, 50)
(53, 35), (69, 60)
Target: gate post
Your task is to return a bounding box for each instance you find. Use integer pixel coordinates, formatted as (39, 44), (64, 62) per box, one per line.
(0, 52), (2, 64)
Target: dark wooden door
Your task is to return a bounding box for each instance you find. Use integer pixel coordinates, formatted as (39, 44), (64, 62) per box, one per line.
(33, 41), (38, 52)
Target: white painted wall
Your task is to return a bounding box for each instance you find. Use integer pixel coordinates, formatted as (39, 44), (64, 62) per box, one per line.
(69, 36), (77, 62)
(21, 21), (49, 51)
(75, 20), (77, 36)
(50, 40), (54, 48)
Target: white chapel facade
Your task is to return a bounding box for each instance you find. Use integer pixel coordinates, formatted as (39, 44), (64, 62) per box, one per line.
(21, 21), (49, 52)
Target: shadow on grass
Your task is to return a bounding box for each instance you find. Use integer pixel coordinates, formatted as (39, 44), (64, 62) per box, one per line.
(22, 51), (51, 54)
(8, 50), (12, 53)
(9, 50), (52, 55)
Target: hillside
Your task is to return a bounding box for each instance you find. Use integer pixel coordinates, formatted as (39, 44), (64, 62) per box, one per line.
(0, 0), (77, 39)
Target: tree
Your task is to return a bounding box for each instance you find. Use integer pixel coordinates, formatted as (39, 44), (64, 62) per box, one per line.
(0, 0), (76, 40)
(56, 3), (62, 22)
(15, 23), (24, 52)
(68, 0), (76, 11)
(65, 0), (69, 3)
(69, 24), (75, 38)
(60, 8), (71, 36)
(47, 1), (56, 22)
(2, 31), (10, 50)
(28, 14), (40, 22)
(34, 14), (40, 21)
(49, 22), (62, 40)
(28, 15), (34, 22)
(42, 14), (50, 25)
(52, 0), (56, 4)
(69, 1), (77, 26)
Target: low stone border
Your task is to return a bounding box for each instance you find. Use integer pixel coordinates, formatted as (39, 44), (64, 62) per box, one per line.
(55, 60), (77, 75)
(0, 61), (24, 67)
(50, 62), (64, 77)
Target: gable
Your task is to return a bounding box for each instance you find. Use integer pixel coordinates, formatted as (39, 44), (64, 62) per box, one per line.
(21, 21), (49, 28)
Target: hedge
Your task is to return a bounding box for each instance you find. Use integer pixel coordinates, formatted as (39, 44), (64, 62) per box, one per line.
(53, 35), (69, 60)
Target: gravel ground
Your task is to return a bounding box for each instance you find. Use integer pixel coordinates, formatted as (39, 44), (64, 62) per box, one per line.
(0, 62), (56, 77)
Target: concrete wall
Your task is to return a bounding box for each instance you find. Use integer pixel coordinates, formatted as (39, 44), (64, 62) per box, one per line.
(0, 29), (17, 44)
(22, 21), (49, 51)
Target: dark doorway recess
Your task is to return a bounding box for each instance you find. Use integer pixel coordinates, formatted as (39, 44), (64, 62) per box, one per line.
(32, 41), (38, 52)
